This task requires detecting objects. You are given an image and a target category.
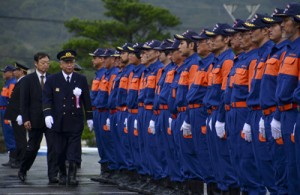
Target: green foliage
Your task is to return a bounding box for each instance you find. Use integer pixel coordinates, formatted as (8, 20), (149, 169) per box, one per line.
(63, 0), (181, 66)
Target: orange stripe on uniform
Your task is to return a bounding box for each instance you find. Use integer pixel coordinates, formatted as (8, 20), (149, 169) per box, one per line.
(165, 70), (175, 83)
(99, 79), (109, 92)
(146, 75), (156, 89)
(254, 62), (267, 79)
(129, 77), (140, 90)
(108, 74), (117, 95)
(264, 58), (280, 76)
(1, 87), (8, 97)
(91, 79), (100, 91)
(188, 65), (198, 87)
(233, 68), (248, 85)
(8, 83), (15, 98)
(248, 59), (257, 92)
(119, 77), (129, 90)
(279, 56), (298, 77)
(221, 60), (234, 90)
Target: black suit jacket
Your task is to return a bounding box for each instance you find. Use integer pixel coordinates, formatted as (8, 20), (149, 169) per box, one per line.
(20, 72), (50, 129)
(4, 77), (24, 121)
(43, 72), (92, 133)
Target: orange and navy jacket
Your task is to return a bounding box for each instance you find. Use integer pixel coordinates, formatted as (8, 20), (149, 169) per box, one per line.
(94, 67), (119, 109)
(143, 60), (164, 107)
(276, 37), (300, 120)
(260, 40), (289, 119)
(231, 49), (258, 104)
(168, 53), (199, 116)
(203, 49), (234, 122)
(0, 77), (16, 106)
(247, 40), (274, 107)
(126, 64), (146, 109)
(116, 64), (135, 107)
(90, 67), (107, 107)
(224, 53), (244, 108)
(153, 62), (176, 111)
(107, 68), (122, 110)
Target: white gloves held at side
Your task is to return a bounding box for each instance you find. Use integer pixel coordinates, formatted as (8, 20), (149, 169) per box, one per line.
(148, 120), (155, 135)
(87, 119), (93, 132)
(271, 118), (282, 140)
(181, 121), (192, 137)
(242, 123), (252, 142)
(16, 115), (23, 126)
(45, 116), (54, 129)
(215, 121), (225, 138)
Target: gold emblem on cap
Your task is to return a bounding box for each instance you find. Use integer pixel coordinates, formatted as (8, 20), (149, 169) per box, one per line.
(263, 17), (274, 22)
(244, 22), (255, 27)
(128, 46), (135, 51)
(176, 34), (184, 39)
(205, 30), (215, 36)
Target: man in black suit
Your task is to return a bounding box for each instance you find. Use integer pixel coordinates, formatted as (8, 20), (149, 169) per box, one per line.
(18, 52), (58, 183)
(4, 62), (29, 168)
(43, 49), (93, 186)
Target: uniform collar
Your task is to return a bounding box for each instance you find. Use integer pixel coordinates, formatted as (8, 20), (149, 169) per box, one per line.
(288, 36), (300, 50)
(62, 71), (73, 82)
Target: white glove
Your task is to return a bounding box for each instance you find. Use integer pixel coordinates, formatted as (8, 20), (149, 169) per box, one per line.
(16, 115), (23, 126)
(206, 117), (212, 130)
(124, 118), (128, 129)
(45, 116), (54, 129)
(106, 118), (111, 130)
(259, 117), (265, 139)
(271, 118), (281, 139)
(242, 123), (252, 142)
(148, 120), (155, 134)
(87, 119), (93, 131)
(181, 121), (192, 137)
(293, 123), (296, 137)
(215, 121), (226, 138)
(134, 119), (137, 129)
(168, 118), (172, 130)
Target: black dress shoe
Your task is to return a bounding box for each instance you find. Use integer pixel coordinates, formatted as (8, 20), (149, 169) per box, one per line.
(49, 177), (59, 184)
(18, 171), (26, 182)
(59, 176), (67, 185)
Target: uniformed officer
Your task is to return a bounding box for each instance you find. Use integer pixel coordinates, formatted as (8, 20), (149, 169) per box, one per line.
(242, 14), (276, 194)
(260, 9), (290, 194)
(172, 30), (200, 193)
(43, 49), (93, 186)
(4, 62), (29, 168)
(0, 65), (16, 167)
(204, 24), (238, 193)
(275, 3), (300, 194)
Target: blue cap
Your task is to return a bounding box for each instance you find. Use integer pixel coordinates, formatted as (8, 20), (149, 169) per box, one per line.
(205, 23), (235, 36)
(141, 40), (161, 50)
(174, 30), (198, 41)
(276, 3), (300, 17)
(99, 49), (115, 57)
(243, 14), (271, 29)
(116, 43), (133, 52)
(192, 29), (210, 40)
(111, 50), (121, 57)
(154, 39), (174, 50)
(57, 49), (76, 61)
(231, 19), (248, 31)
(262, 8), (284, 24)
(89, 48), (105, 57)
(127, 42), (143, 53)
(1, 65), (15, 72)
(165, 39), (180, 50)
(14, 62), (29, 71)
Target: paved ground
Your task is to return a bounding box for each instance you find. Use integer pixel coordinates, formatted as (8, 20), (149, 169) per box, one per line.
(0, 149), (136, 195)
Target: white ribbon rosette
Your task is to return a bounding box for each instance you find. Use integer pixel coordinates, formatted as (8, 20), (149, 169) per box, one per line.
(73, 87), (82, 108)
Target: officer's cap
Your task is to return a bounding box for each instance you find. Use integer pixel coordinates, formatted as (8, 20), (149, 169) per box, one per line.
(141, 40), (161, 50)
(205, 23), (235, 37)
(243, 14), (272, 29)
(14, 62), (29, 72)
(232, 19), (248, 32)
(154, 39), (174, 51)
(192, 29), (210, 40)
(89, 48), (105, 57)
(116, 43), (133, 52)
(275, 3), (300, 17)
(74, 64), (83, 71)
(174, 30), (198, 41)
(57, 49), (76, 61)
(294, 14), (300, 23)
(262, 8), (284, 24)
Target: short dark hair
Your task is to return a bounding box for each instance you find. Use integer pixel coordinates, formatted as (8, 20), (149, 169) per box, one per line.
(34, 52), (50, 62)
(186, 40), (197, 52)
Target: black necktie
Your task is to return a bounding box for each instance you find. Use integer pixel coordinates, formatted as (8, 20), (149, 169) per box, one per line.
(67, 76), (70, 83)
(40, 75), (45, 89)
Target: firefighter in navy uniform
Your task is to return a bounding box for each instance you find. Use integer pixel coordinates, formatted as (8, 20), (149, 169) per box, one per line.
(42, 49), (93, 186)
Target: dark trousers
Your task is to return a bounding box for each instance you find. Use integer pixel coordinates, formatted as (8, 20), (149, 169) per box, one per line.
(11, 121), (27, 162)
(20, 127), (58, 179)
